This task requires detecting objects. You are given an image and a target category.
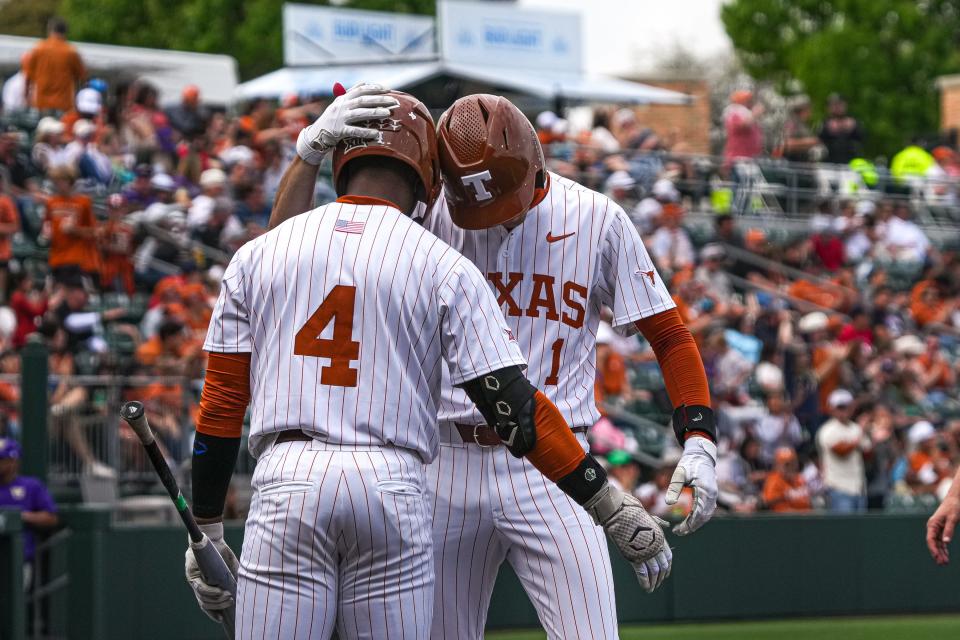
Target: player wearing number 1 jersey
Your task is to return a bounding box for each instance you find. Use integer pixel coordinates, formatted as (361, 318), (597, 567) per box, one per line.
(190, 89), (676, 640)
(413, 95), (720, 639)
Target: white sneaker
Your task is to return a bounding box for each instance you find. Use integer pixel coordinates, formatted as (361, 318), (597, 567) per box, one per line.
(86, 461), (117, 478)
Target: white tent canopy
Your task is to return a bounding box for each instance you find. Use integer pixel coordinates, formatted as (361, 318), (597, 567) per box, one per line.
(0, 35), (238, 105)
(235, 61), (688, 105)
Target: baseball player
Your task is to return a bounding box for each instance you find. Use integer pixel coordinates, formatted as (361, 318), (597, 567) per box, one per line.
(189, 88), (672, 640)
(271, 89), (717, 638)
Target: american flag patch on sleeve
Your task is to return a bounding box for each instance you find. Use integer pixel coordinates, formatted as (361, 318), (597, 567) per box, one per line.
(335, 219), (365, 234)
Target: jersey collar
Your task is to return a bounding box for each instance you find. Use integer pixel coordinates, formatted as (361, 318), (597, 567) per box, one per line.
(336, 195), (401, 210)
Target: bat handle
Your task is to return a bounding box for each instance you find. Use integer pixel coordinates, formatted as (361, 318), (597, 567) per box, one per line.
(192, 534), (237, 639)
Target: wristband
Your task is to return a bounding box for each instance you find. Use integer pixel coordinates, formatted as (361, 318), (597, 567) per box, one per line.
(672, 404), (717, 445)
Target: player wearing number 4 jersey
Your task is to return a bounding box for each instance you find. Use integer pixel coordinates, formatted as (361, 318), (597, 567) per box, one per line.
(270, 85), (716, 639)
(189, 88), (676, 640)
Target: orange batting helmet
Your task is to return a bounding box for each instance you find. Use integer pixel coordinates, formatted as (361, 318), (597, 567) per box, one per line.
(437, 94), (545, 230)
(332, 91), (441, 210)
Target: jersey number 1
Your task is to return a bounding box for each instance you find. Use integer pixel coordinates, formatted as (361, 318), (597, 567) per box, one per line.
(544, 338), (563, 386)
(294, 285), (360, 387)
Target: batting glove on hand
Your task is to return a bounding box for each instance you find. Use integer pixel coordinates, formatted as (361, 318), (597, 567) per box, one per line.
(296, 82), (400, 165)
(184, 522), (239, 622)
(585, 483), (673, 593)
(665, 436), (718, 535)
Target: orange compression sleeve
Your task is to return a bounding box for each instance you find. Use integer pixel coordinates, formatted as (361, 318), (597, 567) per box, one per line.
(525, 391), (588, 482)
(196, 352), (251, 438)
(635, 308), (711, 408)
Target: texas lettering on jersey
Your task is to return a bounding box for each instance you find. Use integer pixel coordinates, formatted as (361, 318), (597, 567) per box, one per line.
(426, 172), (675, 428)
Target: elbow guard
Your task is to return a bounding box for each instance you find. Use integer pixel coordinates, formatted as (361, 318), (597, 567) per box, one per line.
(459, 365), (537, 458)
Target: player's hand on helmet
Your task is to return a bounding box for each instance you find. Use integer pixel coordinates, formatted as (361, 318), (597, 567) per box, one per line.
(296, 82), (400, 165)
(184, 522), (239, 622)
(584, 483), (672, 593)
(665, 436), (718, 535)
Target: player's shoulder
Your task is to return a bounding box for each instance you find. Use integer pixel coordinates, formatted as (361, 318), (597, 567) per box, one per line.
(548, 171), (625, 221)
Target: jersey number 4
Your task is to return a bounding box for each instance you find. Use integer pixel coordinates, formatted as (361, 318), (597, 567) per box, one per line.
(294, 285), (360, 387)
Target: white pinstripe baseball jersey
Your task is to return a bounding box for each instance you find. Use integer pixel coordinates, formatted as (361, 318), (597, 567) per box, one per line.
(204, 199), (526, 462)
(426, 171), (675, 429)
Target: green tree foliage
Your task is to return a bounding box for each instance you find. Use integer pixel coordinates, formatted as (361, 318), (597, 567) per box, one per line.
(721, 0), (960, 157)
(57, 0), (435, 80)
(0, 0), (62, 38)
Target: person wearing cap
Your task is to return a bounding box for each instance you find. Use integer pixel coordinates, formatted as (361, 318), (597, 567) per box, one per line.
(755, 392), (804, 466)
(606, 449), (642, 494)
(0, 438), (58, 589)
(122, 164), (157, 210)
(633, 177), (679, 234)
(61, 87), (104, 141)
(98, 194), (136, 295)
(166, 85), (209, 140)
(650, 202), (695, 274)
(723, 90), (763, 163)
(32, 117), (67, 171)
(694, 243), (733, 300)
(24, 17), (85, 113)
(187, 168), (227, 229)
(780, 95), (823, 163)
(44, 165), (99, 284)
(906, 420), (948, 495)
(816, 389), (869, 512)
(761, 447), (812, 513)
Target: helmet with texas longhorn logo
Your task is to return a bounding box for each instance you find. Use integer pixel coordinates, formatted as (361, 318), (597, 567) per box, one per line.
(332, 90), (441, 209)
(436, 94), (546, 230)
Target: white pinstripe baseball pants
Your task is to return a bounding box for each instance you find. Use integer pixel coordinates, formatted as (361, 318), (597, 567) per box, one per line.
(236, 439), (434, 640)
(427, 426), (619, 639)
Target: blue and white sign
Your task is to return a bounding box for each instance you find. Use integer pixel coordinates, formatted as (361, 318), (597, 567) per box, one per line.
(439, 0), (582, 72)
(283, 4), (436, 65)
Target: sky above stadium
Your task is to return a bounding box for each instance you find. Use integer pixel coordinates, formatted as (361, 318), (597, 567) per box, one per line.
(518, 0), (733, 76)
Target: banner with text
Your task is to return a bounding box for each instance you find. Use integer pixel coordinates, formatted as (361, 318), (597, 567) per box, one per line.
(283, 4), (436, 65)
(439, 0), (582, 72)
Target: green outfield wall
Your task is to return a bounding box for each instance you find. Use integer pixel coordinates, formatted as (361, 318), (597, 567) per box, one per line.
(3, 508), (958, 640)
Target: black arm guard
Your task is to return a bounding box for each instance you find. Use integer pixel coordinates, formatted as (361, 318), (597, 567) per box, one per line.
(459, 365), (537, 458)
(557, 455), (610, 506)
(671, 404), (717, 445)
(191, 432), (241, 519)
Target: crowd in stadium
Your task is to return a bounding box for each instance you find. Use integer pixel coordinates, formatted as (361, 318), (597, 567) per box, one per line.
(0, 18), (958, 517)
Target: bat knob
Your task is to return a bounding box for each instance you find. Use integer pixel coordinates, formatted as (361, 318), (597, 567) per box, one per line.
(120, 401), (144, 422)
(332, 82), (346, 97)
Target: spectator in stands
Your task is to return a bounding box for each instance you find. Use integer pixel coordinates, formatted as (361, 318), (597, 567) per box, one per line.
(122, 164), (156, 210)
(191, 197), (244, 253)
(0, 438), (58, 590)
(595, 322), (632, 406)
(649, 203), (695, 274)
(135, 319), (192, 370)
(187, 168), (228, 229)
(880, 203), (931, 263)
(98, 194), (136, 295)
(589, 109), (620, 154)
(909, 335), (956, 398)
(10, 275), (47, 349)
(0, 126), (37, 193)
(46, 277), (125, 354)
(722, 90), (763, 162)
(910, 274), (955, 329)
(694, 244), (734, 301)
(708, 330), (753, 402)
(62, 87), (103, 135)
(906, 420), (950, 496)
(754, 391), (804, 465)
(605, 450), (642, 494)
(762, 447), (812, 512)
(838, 306), (874, 346)
(233, 182), (270, 229)
(818, 93), (864, 165)
(122, 81), (172, 162)
(810, 213), (845, 272)
(2, 53), (30, 115)
(633, 177), (679, 234)
(24, 17), (85, 114)
(780, 96), (823, 163)
(817, 389), (869, 512)
(32, 118), (67, 172)
(862, 403), (899, 509)
(0, 173), (19, 302)
(165, 85), (209, 141)
(43, 165), (99, 284)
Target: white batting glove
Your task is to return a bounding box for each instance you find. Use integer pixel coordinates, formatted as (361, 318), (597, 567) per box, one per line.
(296, 82), (400, 165)
(665, 436), (718, 535)
(184, 522), (239, 622)
(585, 483), (673, 593)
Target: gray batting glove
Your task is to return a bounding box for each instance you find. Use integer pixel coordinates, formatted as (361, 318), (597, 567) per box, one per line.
(184, 522), (239, 622)
(296, 82), (400, 165)
(585, 483), (673, 593)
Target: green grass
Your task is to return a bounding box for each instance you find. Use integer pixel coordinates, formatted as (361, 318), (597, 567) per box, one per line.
(487, 614), (960, 639)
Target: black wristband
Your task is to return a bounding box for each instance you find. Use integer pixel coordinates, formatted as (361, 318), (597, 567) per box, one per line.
(557, 455), (609, 506)
(191, 432), (241, 519)
(671, 404), (717, 445)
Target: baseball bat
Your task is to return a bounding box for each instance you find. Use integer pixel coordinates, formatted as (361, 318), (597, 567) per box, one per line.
(120, 401), (236, 639)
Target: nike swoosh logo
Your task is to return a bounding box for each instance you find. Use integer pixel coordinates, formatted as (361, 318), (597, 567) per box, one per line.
(546, 231), (575, 243)
(692, 413), (703, 422)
